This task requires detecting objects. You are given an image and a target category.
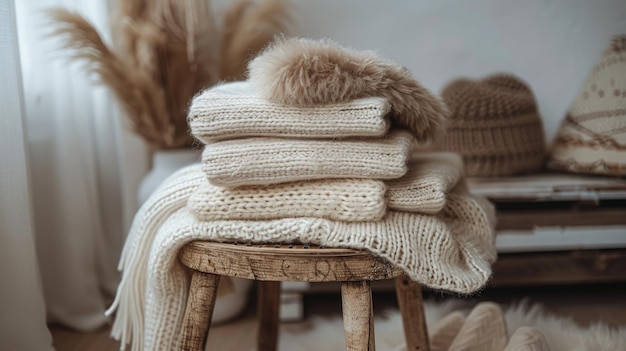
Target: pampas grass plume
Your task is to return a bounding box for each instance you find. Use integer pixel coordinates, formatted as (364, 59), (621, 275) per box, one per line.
(48, 0), (291, 149)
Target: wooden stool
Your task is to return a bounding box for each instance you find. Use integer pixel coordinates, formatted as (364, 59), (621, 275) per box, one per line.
(178, 242), (430, 351)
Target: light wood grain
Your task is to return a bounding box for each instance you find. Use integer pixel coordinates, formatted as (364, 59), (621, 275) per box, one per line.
(341, 281), (375, 351)
(179, 242), (403, 282)
(177, 242), (428, 350)
(181, 271), (220, 351)
(395, 276), (430, 351)
(179, 242), (406, 350)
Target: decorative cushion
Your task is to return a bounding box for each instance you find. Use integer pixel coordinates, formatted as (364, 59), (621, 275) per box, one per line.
(548, 35), (626, 176)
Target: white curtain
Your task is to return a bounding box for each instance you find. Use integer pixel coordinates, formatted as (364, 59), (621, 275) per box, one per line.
(0, 0), (54, 349)
(3, 0), (149, 346)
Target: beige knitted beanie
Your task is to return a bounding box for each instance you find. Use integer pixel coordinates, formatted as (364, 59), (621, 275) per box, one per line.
(548, 35), (626, 176)
(247, 37), (448, 144)
(436, 74), (546, 177)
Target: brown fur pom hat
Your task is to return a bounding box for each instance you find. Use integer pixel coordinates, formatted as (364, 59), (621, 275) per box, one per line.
(247, 37), (448, 144)
(435, 74), (546, 177)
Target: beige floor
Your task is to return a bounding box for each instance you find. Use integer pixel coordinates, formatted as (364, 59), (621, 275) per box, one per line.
(50, 282), (626, 351)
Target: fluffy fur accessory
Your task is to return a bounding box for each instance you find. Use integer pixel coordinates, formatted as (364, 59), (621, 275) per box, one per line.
(247, 37), (448, 143)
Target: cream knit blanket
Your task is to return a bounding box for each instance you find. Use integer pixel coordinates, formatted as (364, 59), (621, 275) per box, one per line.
(202, 129), (416, 186)
(188, 152), (464, 221)
(107, 164), (496, 351)
(188, 81), (392, 142)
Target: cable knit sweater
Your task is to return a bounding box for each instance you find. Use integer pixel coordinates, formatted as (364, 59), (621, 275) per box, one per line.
(107, 164), (496, 351)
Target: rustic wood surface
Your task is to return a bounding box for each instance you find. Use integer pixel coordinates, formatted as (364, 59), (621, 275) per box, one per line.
(495, 207), (626, 230)
(468, 173), (626, 202)
(178, 242), (414, 350)
(180, 271), (220, 351)
(257, 281), (281, 351)
(395, 276), (430, 351)
(179, 242), (403, 282)
(491, 249), (626, 286)
(341, 281), (376, 351)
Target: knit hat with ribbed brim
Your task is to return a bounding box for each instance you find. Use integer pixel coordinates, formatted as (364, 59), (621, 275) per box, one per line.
(436, 74), (547, 177)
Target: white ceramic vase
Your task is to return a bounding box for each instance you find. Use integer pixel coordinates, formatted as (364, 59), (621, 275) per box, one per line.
(137, 148), (201, 205)
(137, 147), (253, 324)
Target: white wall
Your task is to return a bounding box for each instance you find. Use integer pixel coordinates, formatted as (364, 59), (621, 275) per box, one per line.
(289, 0), (626, 142)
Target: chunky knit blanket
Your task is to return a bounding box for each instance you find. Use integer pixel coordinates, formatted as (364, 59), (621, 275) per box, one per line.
(202, 129), (416, 186)
(107, 164), (496, 351)
(188, 152), (464, 221)
(188, 81), (392, 142)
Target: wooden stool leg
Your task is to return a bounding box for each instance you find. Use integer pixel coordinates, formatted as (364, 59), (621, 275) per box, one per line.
(257, 281), (281, 351)
(181, 271), (221, 351)
(341, 281), (375, 351)
(395, 275), (429, 351)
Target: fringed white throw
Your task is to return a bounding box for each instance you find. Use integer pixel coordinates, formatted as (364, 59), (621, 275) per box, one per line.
(107, 164), (496, 351)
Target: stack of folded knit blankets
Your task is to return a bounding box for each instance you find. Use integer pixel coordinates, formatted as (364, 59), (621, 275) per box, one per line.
(107, 37), (497, 351)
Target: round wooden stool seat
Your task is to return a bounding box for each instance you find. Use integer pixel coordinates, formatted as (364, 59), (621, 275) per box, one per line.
(178, 241), (430, 351)
(179, 242), (404, 282)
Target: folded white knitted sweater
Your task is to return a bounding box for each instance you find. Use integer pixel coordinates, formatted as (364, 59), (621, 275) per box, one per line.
(188, 152), (464, 221)
(202, 129), (416, 186)
(107, 164), (496, 351)
(188, 81), (392, 143)
(386, 152), (464, 214)
(188, 178), (388, 222)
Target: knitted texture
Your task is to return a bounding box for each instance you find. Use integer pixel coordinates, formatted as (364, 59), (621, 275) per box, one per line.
(504, 327), (550, 351)
(202, 129), (416, 186)
(105, 166), (205, 351)
(107, 164), (496, 351)
(429, 312), (466, 351)
(187, 178), (387, 222)
(386, 152), (464, 214)
(247, 37), (448, 144)
(188, 81), (392, 143)
(188, 152), (462, 221)
(431, 304), (551, 351)
(448, 302), (509, 351)
(548, 35), (626, 176)
(436, 74), (546, 176)
(189, 151), (464, 221)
